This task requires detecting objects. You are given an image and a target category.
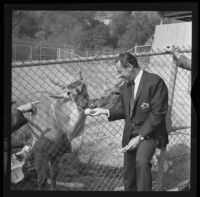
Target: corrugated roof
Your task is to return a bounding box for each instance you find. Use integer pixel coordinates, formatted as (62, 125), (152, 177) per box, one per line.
(152, 22), (192, 50)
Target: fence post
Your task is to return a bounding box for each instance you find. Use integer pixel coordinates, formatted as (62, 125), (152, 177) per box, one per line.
(155, 55), (178, 191)
(187, 73), (191, 94)
(64, 44), (66, 59)
(168, 58), (178, 111)
(39, 42), (41, 60)
(71, 49), (73, 58)
(30, 45), (32, 60)
(103, 63), (107, 92)
(15, 39), (17, 60)
(167, 54), (179, 132)
(135, 44), (137, 53)
(57, 48), (60, 59)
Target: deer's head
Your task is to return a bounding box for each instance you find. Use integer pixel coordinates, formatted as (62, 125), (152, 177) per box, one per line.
(48, 69), (89, 111)
(66, 80), (89, 109)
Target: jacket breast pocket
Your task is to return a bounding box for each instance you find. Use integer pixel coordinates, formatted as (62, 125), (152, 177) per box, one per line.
(137, 106), (150, 122)
(139, 102), (150, 112)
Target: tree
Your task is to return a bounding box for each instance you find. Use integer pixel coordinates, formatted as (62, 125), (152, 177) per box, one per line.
(109, 11), (132, 40)
(12, 11), (162, 55)
(69, 11), (99, 30)
(92, 23), (114, 49)
(117, 12), (161, 48)
(12, 11), (40, 39)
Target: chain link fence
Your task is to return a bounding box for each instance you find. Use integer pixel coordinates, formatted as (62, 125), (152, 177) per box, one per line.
(11, 45), (191, 191)
(12, 40), (151, 61)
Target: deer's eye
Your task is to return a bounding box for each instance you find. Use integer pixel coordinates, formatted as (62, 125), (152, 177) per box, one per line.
(76, 86), (82, 93)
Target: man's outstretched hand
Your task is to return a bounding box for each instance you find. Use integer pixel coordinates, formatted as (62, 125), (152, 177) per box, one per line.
(84, 108), (109, 116)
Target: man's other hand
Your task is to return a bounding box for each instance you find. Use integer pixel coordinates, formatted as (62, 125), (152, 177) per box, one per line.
(120, 136), (141, 153)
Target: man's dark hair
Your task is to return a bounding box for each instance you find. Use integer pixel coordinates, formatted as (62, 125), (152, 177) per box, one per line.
(116, 52), (139, 68)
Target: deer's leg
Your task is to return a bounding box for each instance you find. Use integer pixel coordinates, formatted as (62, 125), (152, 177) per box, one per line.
(34, 153), (49, 190)
(49, 158), (59, 190)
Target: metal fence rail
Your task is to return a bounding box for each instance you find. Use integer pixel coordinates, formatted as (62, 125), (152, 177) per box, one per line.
(11, 46), (191, 191)
(12, 40), (152, 61)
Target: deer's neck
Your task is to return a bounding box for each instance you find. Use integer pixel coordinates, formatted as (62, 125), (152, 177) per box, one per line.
(52, 100), (85, 138)
(68, 102), (82, 128)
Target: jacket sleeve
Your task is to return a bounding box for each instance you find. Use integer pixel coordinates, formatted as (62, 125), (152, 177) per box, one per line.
(12, 109), (28, 133)
(176, 55), (191, 69)
(108, 89), (125, 121)
(137, 77), (168, 137)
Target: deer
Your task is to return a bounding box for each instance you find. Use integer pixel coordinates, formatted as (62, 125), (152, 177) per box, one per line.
(27, 69), (90, 190)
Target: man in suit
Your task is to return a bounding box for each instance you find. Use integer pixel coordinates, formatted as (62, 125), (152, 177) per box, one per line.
(85, 52), (169, 191)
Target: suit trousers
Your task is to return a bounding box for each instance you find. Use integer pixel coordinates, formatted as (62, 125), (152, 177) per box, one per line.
(123, 138), (156, 191)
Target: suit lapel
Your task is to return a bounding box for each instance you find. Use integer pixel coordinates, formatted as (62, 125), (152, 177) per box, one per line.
(130, 71), (148, 119)
(125, 71), (148, 118)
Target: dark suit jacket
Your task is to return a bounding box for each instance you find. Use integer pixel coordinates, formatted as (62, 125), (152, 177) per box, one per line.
(108, 71), (169, 148)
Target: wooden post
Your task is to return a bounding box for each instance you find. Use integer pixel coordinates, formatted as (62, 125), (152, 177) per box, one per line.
(155, 55), (178, 191)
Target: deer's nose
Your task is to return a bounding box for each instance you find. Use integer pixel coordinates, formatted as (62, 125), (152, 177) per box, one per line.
(67, 92), (71, 96)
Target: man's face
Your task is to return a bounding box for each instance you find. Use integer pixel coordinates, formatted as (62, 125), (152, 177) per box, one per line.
(115, 60), (133, 81)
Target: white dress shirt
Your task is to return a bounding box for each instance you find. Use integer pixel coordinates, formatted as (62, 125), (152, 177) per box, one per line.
(133, 69), (143, 100)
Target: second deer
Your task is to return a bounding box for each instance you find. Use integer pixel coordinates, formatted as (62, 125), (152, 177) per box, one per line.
(29, 70), (89, 190)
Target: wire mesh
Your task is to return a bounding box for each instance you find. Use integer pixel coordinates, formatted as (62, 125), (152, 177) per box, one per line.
(11, 46), (191, 191)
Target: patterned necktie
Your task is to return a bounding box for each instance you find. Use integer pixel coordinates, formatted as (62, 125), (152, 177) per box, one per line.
(129, 81), (135, 118)
(127, 80), (135, 88)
